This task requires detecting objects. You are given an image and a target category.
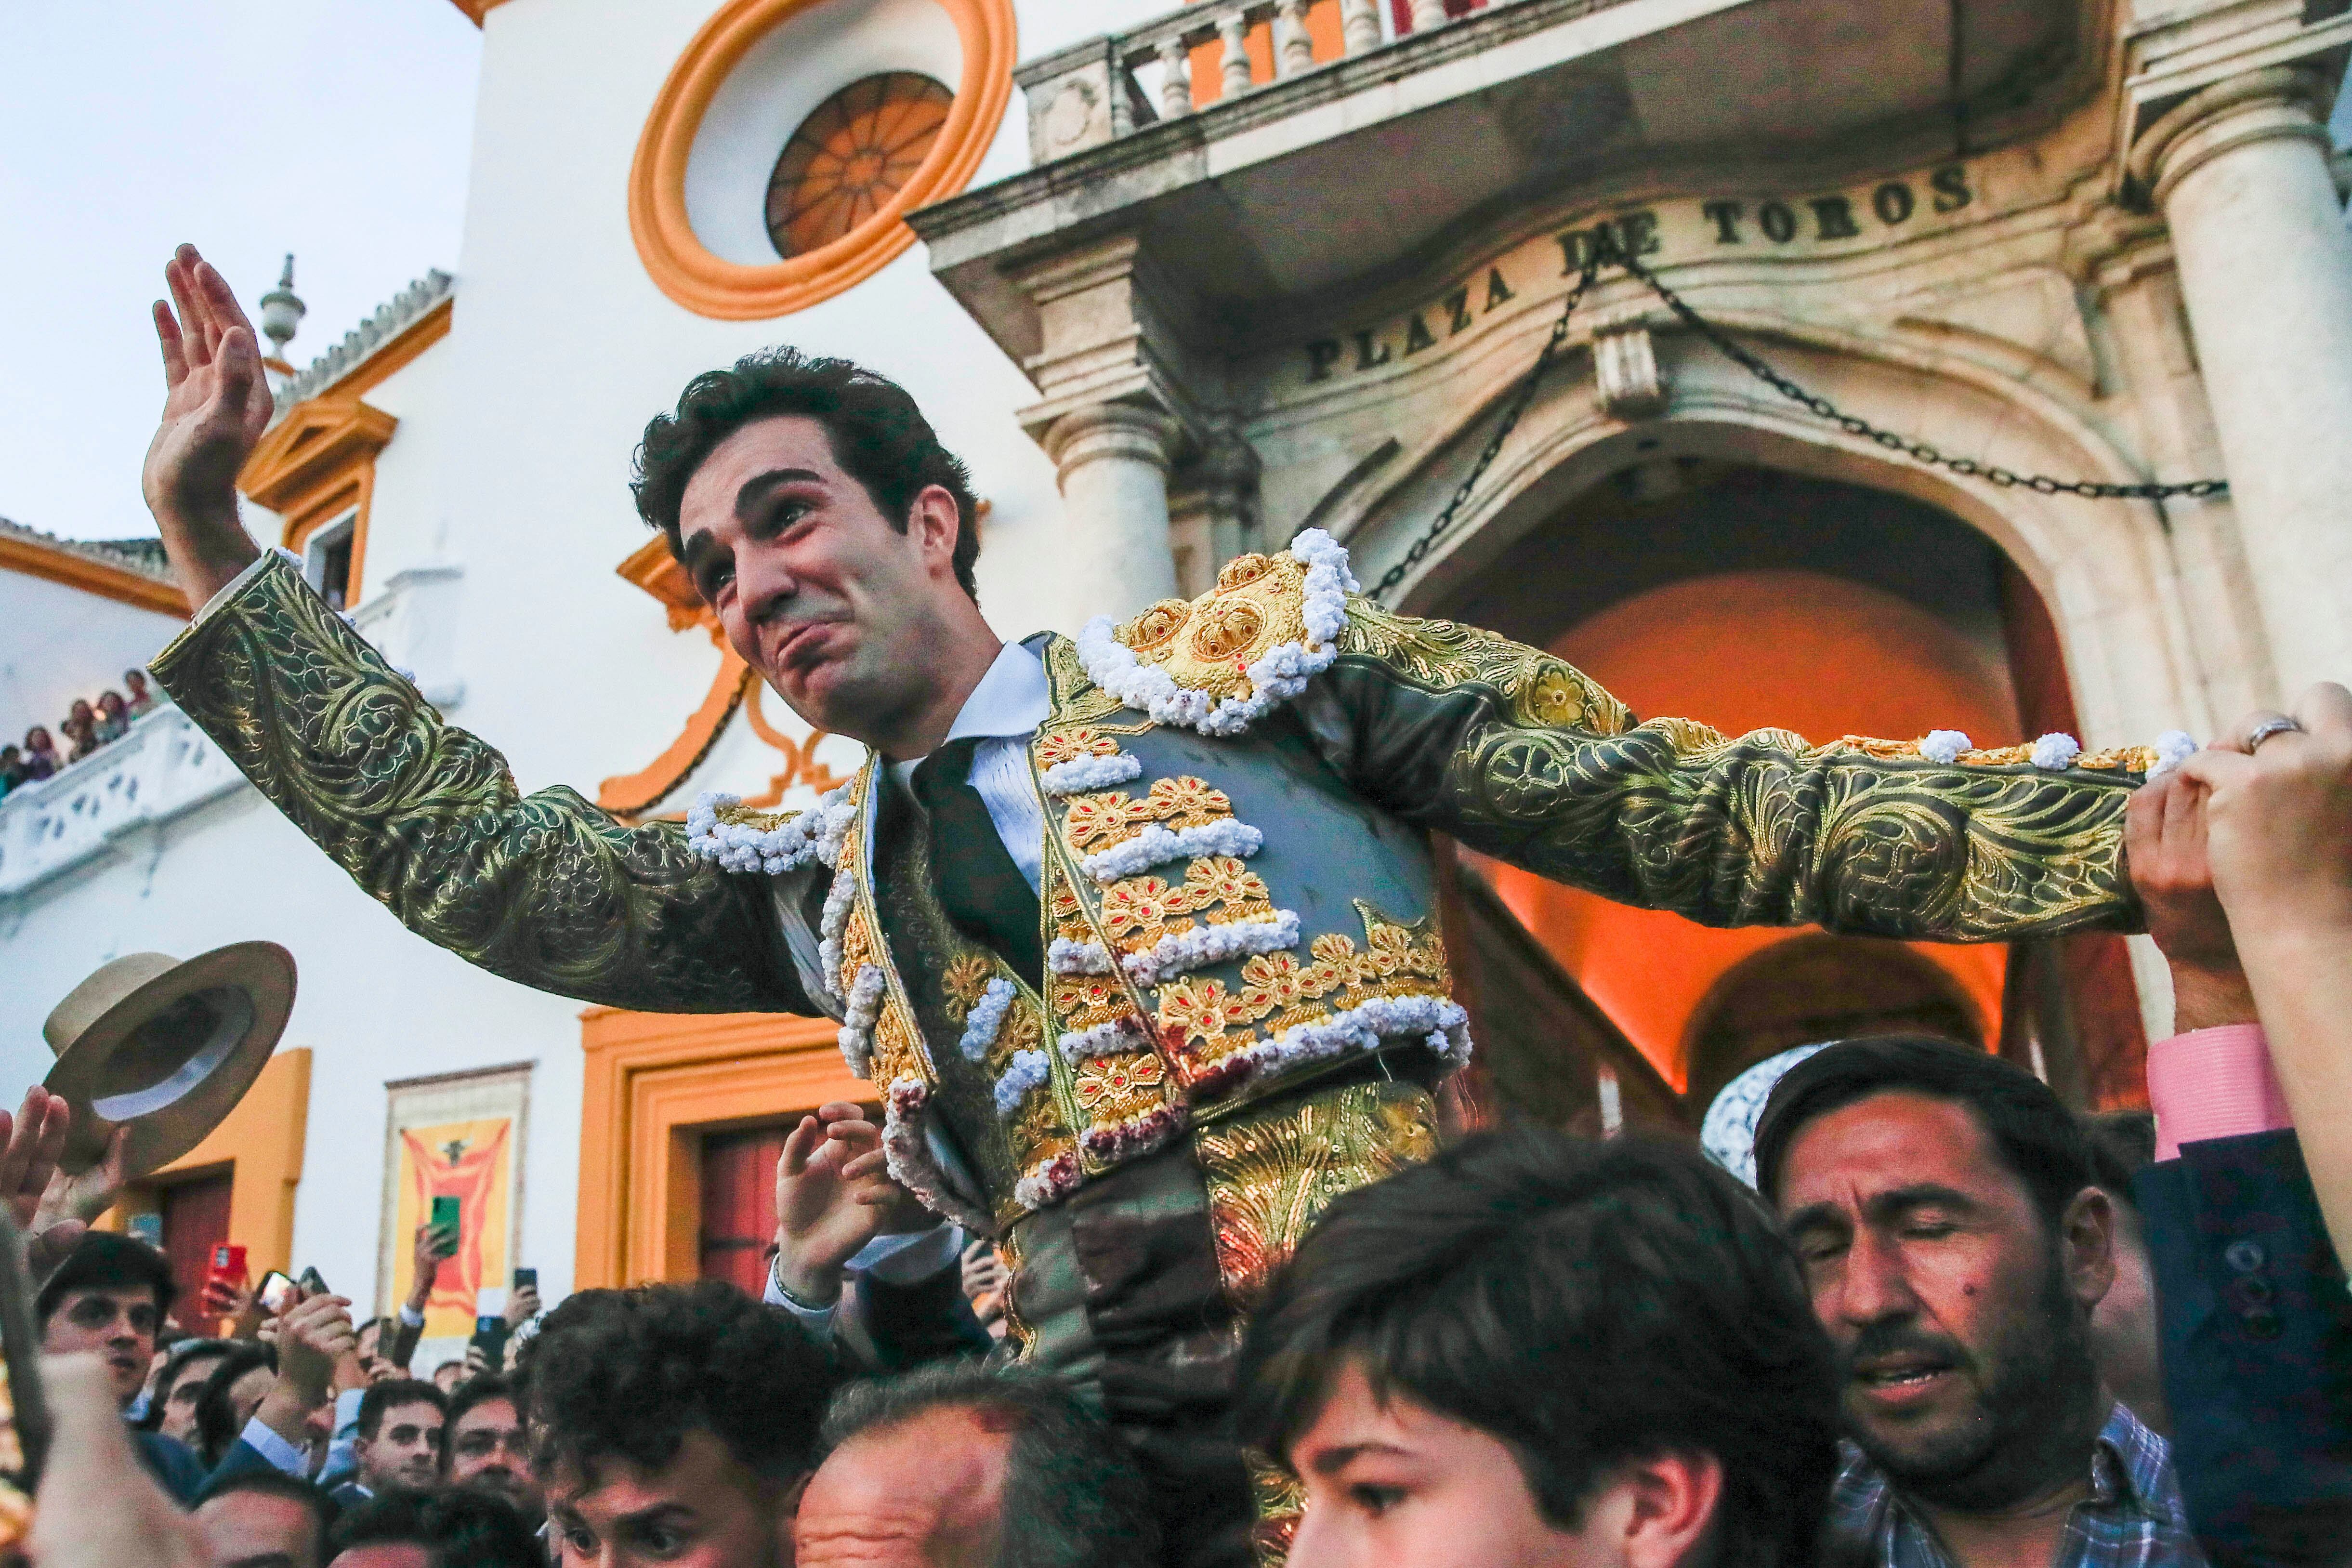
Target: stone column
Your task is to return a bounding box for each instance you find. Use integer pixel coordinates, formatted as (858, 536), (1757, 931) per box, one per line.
(1041, 402), (1182, 622)
(2131, 66), (2352, 694)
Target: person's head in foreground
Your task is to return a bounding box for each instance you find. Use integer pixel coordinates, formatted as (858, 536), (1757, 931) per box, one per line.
(37, 1230), (176, 1408)
(1754, 1035), (2119, 1511)
(354, 1378), (447, 1495)
(444, 1372), (541, 1522)
(794, 1362), (1161, 1568)
(524, 1279), (838, 1568)
(194, 1342), (280, 1469)
(147, 1335), (237, 1443)
(195, 1469), (339, 1568)
(327, 1488), (542, 1568)
(1235, 1127), (1840, 1568)
(633, 349), (993, 752)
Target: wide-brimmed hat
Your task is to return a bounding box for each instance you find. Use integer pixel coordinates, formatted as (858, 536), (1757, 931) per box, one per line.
(40, 944), (295, 1178)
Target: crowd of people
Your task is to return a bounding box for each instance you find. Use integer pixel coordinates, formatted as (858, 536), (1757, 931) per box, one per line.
(0, 671), (159, 798)
(2, 681), (2342, 1568)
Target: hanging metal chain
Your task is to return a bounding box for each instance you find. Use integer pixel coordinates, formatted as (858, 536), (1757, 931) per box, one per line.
(1367, 261), (1602, 602)
(1366, 245), (2226, 603)
(1616, 249), (2228, 501)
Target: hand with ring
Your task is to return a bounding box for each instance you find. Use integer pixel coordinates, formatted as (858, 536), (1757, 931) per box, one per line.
(2181, 682), (2352, 944)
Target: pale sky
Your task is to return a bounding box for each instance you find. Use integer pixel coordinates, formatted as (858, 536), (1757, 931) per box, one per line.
(0, 0), (483, 543)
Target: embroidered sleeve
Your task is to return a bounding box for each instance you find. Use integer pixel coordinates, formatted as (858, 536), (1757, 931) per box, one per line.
(147, 553), (809, 1012)
(1312, 600), (2156, 941)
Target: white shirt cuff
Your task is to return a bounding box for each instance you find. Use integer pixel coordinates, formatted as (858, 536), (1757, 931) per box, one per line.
(240, 1414), (310, 1478)
(852, 1223), (961, 1284)
(190, 550), (278, 627)
(763, 1258), (840, 1335)
(398, 1304), (425, 1329)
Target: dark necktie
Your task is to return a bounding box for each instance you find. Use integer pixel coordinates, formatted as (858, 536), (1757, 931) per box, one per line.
(909, 738), (1045, 981)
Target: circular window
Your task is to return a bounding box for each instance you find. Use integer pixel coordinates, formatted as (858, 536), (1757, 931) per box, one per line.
(628, 0), (1015, 321)
(767, 73), (954, 259)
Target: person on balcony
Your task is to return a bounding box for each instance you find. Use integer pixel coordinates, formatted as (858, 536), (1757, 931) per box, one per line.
(138, 243), (2173, 1568)
(20, 726), (58, 782)
(61, 699), (100, 763)
(93, 691), (132, 745)
(124, 669), (158, 718)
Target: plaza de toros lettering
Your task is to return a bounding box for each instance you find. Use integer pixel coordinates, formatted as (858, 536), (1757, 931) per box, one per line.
(1302, 163), (1974, 387)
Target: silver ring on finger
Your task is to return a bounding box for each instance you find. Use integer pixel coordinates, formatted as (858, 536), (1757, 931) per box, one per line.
(2246, 715), (2303, 752)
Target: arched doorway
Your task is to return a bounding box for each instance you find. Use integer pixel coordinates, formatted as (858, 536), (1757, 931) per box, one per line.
(1682, 935), (1984, 1115)
(1433, 458), (2148, 1122)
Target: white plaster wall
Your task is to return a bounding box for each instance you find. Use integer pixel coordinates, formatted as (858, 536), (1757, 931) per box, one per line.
(0, 574), (183, 744)
(1, 0), (1196, 1318)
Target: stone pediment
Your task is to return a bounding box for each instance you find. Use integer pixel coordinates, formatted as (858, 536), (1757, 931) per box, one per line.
(238, 397), (399, 517)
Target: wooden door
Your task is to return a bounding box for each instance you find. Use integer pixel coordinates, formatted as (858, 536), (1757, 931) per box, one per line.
(158, 1172), (232, 1328)
(698, 1126), (786, 1297)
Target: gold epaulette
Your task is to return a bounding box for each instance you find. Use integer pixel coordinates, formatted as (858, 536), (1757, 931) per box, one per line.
(1111, 552), (1316, 703)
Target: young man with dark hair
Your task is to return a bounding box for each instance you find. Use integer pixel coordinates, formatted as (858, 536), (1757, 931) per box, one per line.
(147, 1336), (239, 1446)
(193, 1469), (339, 1568)
(441, 1374), (539, 1524)
(37, 1230), (209, 1503)
(797, 1363), (1160, 1568)
(523, 1280), (840, 1567)
(344, 1380), (446, 1504)
(145, 247), (2161, 1566)
(1753, 1036), (2201, 1568)
(1234, 1128), (1840, 1568)
(328, 1488), (541, 1568)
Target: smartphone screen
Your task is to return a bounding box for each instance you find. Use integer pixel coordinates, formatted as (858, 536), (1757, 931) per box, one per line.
(257, 1271), (298, 1315)
(512, 1266), (537, 1292)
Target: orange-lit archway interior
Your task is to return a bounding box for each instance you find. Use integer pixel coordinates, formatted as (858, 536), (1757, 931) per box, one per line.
(1441, 459), (2100, 1104)
(1472, 568), (2020, 1094)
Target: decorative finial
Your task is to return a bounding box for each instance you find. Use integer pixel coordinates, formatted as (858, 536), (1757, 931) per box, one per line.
(258, 253), (305, 360)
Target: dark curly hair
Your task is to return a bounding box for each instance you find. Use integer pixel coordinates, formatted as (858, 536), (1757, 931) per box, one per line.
(1235, 1129), (1841, 1568)
(632, 347), (981, 599)
(331, 1487), (541, 1568)
(519, 1281), (839, 1488)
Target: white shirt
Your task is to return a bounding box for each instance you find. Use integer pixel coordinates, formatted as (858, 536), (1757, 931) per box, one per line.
(885, 638), (1053, 892)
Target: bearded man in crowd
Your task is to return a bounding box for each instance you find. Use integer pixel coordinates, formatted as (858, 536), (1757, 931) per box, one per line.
(141, 245), (2168, 1567)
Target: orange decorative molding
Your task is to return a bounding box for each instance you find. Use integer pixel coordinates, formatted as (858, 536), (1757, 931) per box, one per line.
(444, 0), (511, 23)
(617, 533), (711, 634)
(738, 683), (853, 806)
(576, 1008), (859, 1289)
(325, 295), (452, 406)
(626, 0), (1018, 320)
(0, 530), (187, 618)
(238, 397), (397, 598)
(103, 1049), (313, 1280)
(597, 647), (754, 817)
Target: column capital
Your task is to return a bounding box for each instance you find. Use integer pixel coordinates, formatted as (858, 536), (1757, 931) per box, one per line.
(1038, 400), (1180, 486)
(2129, 66), (2332, 209)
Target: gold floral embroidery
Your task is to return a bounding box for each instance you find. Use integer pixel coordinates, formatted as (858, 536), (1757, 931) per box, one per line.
(1156, 976), (1254, 1046)
(1052, 974), (1137, 1035)
(1120, 599), (1191, 653)
(1032, 727), (1123, 769)
(1217, 553), (1275, 591)
(1060, 776), (1236, 852)
(871, 1004), (923, 1086)
(1831, 734), (2160, 773)
(1073, 1051), (1166, 1118)
(838, 914), (878, 998)
(1156, 916), (1451, 1048)
(940, 953), (994, 1017)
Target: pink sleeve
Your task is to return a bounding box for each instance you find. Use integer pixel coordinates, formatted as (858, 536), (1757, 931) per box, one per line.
(2146, 1023), (2294, 1160)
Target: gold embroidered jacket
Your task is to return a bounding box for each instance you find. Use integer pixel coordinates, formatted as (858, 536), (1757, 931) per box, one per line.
(150, 542), (2149, 1235)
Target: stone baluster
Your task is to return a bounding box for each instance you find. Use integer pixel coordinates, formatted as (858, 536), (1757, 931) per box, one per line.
(1217, 10), (1253, 99)
(1275, 0), (1314, 75)
(2129, 66), (2352, 691)
(1340, 0), (1382, 53)
(1156, 37), (1193, 119)
(1405, 0), (1448, 33)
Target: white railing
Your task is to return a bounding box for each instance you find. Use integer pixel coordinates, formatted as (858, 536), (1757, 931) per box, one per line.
(1015, 0), (1511, 163)
(0, 704), (248, 901)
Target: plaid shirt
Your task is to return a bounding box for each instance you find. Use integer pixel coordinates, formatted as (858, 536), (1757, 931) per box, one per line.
(1827, 1403), (2209, 1568)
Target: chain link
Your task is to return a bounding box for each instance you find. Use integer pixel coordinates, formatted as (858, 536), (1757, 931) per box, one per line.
(1367, 261), (1603, 602)
(1366, 245), (2227, 603)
